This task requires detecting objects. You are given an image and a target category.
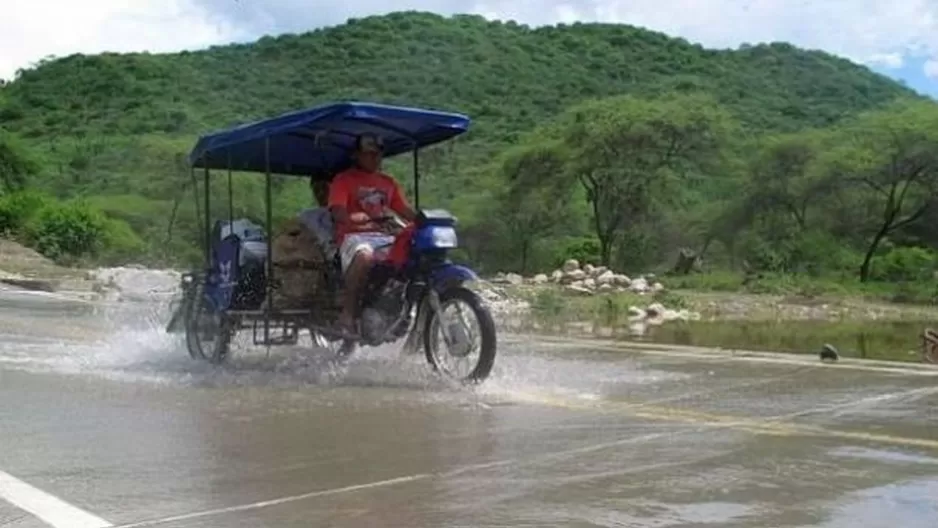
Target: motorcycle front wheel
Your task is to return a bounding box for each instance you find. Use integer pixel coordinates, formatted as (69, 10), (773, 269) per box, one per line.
(423, 286), (497, 383)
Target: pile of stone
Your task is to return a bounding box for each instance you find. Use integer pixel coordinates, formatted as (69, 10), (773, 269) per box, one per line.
(490, 259), (666, 296)
(632, 302), (700, 324)
(89, 266), (183, 303)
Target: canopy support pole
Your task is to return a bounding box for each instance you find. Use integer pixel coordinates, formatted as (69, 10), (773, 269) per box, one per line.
(264, 137), (272, 350)
(413, 147), (420, 210)
(189, 166), (202, 260)
(227, 150), (234, 234)
(203, 166), (211, 270)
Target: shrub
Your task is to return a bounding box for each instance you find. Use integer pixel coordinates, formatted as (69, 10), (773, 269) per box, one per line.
(553, 236), (601, 268)
(0, 189), (53, 235)
(870, 246), (937, 283)
(23, 200), (109, 261)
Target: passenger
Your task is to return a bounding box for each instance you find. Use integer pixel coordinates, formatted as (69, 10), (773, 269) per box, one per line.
(328, 133), (417, 333)
(296, 178), (337, 262)
(268, 178), (334, 310)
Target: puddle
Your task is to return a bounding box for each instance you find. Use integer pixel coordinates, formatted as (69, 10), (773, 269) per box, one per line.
(637, 320), (928, 362)
(809, 477), (938, 528)
(511, 318), (931, 363)
(829, 446), (938, 466)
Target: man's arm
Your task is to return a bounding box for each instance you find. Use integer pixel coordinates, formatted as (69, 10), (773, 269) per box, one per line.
(389, 179), (417, 222)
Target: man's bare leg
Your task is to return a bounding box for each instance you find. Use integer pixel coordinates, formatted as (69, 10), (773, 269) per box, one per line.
(339, 248), (375, 333)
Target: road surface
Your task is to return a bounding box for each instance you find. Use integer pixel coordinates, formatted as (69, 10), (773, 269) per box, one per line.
(1, 286), (937, 527)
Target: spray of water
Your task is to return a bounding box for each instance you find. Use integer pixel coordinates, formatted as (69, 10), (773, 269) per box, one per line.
(0, 267), (686, 408)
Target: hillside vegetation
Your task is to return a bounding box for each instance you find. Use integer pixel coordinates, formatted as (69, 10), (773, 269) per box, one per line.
(2, 11), (938, 303)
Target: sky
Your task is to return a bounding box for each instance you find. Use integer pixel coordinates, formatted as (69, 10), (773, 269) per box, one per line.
(1, 0), (937, 98)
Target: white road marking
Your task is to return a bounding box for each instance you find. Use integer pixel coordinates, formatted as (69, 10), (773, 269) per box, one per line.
(115, 474), (430, 527)
(767, 385), (938, 422)
(0, 469), (113, 528)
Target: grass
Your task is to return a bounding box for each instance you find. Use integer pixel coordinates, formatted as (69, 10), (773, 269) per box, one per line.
(665, 270), (938, 306)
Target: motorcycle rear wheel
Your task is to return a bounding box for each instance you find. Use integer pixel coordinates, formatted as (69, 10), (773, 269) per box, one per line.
(184, 283), (232, 364)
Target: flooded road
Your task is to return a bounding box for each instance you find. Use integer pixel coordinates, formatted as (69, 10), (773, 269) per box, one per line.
(1, 286), (938, 527)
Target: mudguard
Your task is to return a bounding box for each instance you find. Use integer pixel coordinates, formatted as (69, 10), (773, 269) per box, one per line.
(205, 234), (240, 312)
(429, 263), (478, 292)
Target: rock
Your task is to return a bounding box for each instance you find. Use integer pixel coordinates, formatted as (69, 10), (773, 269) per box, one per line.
(820, 344), (839, 362)
(566, 283), (594, 295)
(646, 302), (666, 317)
(629, 277), (649, 293)
(680, 309), (701, 321)
(582, 277), (596, 290)
(628, 305), (646, 319)
(591, 266), (608, 278)
(490, 272), (523, 285)
(0, 269), (22, 281)
(596, 270), (616, 285)
(532, 273), (549, 285)
(477, 287), (503, 302)
(613, 274), (631, 286)
(652, 282), (665, 293)
(562, 269), (587, 283)
(0, 277), (58, 292)
(550, 270), (563, 282)
(627, 320), (648, 337)
(583, 263), (595, 275)
(562, 259), (580, 273)
(673, 247), (703, 275)
(598, 283), (613, 292)
(89, 267), (181, 299)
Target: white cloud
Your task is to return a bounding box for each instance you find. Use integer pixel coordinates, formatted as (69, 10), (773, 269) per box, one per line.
(0, 0), (242, 81)
(925, 60), (938, 80)
(3, 0), (938, 86)
(867, 53), (905, 69)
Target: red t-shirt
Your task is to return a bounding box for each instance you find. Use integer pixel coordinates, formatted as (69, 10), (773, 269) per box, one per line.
(328, 168), (409, 243)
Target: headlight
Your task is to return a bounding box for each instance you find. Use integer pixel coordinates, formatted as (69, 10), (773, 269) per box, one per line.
(430, 226), (458, 248)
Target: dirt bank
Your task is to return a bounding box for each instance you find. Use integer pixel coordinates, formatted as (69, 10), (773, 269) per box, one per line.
(0, 239), (101, 294)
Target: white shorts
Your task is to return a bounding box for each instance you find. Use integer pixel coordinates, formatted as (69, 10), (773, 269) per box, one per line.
(339, 232), (395, 273)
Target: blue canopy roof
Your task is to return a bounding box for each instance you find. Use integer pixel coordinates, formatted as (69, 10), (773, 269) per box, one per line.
(188, 101), (472, 178)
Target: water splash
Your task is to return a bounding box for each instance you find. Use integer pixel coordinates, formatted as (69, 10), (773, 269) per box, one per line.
(0, 267), (684, 410)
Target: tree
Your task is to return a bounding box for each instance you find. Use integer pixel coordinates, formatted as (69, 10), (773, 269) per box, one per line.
(744, 133), (833, 230)
(495, 139), (575, 273)
(551, 93), (736, 265)
(0, 130), (39, 194)
(821, 100), (938, 282)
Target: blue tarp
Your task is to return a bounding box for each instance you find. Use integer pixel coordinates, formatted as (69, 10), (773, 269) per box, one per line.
(188, 101), (471, 178)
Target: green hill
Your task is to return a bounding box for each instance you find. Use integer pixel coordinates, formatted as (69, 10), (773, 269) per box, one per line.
(0, 11), (926, 272)
(1, 11), (915, 142)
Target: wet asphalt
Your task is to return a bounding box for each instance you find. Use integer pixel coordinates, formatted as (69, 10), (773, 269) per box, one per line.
(1, 287), (937, 527)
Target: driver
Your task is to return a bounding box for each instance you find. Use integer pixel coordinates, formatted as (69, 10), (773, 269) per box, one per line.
(328, 133), (417, 333)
